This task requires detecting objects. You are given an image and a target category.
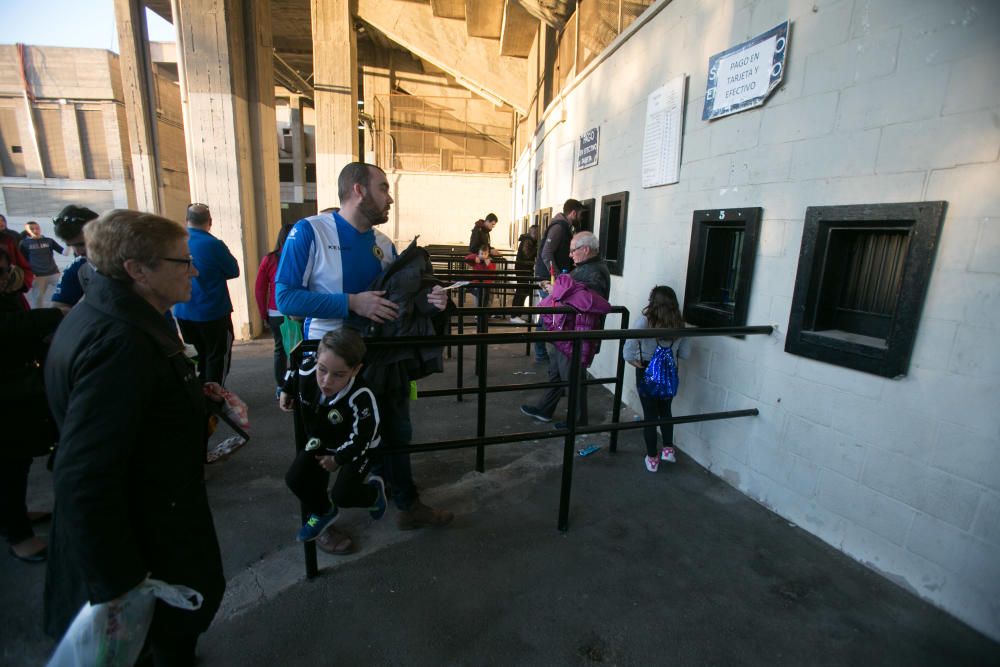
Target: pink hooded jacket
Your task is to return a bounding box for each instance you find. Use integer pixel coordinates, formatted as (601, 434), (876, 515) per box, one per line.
(539, 273), (612, 367)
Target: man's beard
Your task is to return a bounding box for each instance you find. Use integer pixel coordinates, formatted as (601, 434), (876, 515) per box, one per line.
(360, 192), (389, 225)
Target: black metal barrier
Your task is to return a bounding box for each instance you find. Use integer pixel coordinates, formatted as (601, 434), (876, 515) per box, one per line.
(291, 318), (773, 577)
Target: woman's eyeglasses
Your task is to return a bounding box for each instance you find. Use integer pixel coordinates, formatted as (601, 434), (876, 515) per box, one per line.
(160, 256), (195, 269)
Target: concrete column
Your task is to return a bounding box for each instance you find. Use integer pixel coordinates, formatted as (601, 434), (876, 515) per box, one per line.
(172, 0), (281, 340)
(311, 0), (358, 207)
(244, 0), (282, 261)
(113, 0), (163, 213)
(15, 102), (43, 180)
(361, 58), (390, 167)
(60, 104), (86, 181)
(290, 94), (306, 203)
(106, 103), (136, 208)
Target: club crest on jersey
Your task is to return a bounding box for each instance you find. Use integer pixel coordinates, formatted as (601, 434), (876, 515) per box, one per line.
(372, 245), (385, 260)
(327, 408), (344, 425)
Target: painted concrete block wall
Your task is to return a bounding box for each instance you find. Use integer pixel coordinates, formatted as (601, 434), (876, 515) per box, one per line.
(388, 171), (512, 248)
(517, 0), (1000, 640)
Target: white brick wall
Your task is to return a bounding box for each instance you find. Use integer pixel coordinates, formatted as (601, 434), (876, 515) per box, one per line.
(516, 0), (1000, 640)
(387, 172), (512, 248)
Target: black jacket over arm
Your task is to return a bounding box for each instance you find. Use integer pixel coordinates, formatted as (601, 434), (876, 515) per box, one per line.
(42, 271), (224, 640)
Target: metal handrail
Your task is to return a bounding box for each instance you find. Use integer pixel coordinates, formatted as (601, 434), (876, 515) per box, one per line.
(292, 317), (774, 576)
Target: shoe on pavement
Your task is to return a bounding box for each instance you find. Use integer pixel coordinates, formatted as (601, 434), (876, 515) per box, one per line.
(509, 316), (527, 324)
(367, 475), (388, 520)
(661, 446), (677, 463)
(520, 404), (552, 423)
(296, 507), (339, 542)
(315, 524), (355, 555)
(398, 500), (454, 530)
(645, 456), (659, 473)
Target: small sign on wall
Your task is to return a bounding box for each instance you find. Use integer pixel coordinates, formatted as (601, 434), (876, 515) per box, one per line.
(641, 74), (686, 188)
(577, 127), (600, 170)
(703, 21), (789, 121)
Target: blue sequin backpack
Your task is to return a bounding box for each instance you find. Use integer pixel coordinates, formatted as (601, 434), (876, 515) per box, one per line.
(639, 342), (679, 399)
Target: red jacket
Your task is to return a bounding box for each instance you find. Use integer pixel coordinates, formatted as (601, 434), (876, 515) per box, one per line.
(2, 235), (34, 311)
(539, 274), (611, 367)
(254, 252), (279, 320)
(463, 253), (496, 282)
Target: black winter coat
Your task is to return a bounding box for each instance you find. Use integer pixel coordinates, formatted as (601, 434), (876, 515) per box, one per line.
(347, 239), (452, 395)
(42, 271), (225, 640)
(0, 308), (62, 459)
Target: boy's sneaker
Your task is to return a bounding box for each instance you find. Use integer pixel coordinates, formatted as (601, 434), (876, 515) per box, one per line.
(520, 405), (552, 423)
(297, 507), (339, 542)
(645, 456), (659, 473)
(661, 446), (677, 463)
(367, 475), (388, 520)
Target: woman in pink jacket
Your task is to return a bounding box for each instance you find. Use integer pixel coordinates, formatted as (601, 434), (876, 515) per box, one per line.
(255, 224), (293, 394)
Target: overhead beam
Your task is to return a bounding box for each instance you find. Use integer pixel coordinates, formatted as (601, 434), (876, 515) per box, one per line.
(357, 0), (528, 113)
(500, 0), (537, 58)
(429, 0), (465, 20)
(465, 0), (504, 39)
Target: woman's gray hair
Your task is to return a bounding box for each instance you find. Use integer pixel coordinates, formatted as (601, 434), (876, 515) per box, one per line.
(86, 209), (188, 282)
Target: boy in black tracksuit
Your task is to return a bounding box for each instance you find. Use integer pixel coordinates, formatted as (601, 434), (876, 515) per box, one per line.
(281, 328), (387, 542)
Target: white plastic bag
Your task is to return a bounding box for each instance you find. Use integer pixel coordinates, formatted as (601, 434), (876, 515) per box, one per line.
(47, 578), (203, 667)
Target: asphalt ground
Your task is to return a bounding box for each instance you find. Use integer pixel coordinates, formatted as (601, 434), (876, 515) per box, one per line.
(3, 331), (997, 666)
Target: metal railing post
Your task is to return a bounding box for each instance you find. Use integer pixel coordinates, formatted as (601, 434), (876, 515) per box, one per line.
(293, 393), (318, 579)
(609, 308), (629, 453)
(557, 338), (582, 532)
(476, 336), (488, 472)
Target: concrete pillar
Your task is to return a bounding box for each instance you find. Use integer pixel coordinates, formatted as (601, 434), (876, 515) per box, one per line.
(113, 0), (163, 213)
(106, 103), (136, 208)
(60, 104), (86, 181)
(290, 94), (307, 203)
(361, 57), (390, 167)
(15, 102), (43, 180)
(171, 0), (281, 340)
(311, 0), (358, 207)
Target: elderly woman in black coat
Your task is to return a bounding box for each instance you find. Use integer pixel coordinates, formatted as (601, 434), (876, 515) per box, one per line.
(43, 209), (225, 666)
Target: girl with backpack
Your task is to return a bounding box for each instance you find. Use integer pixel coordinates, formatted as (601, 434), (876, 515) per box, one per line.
(623, 285), (685, 472)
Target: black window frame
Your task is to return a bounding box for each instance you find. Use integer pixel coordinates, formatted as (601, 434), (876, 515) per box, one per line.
(683, 207), (762, 329)
(598, 191), (628, 276)
(785, 201), (947, 378)
(578, 197), (595, 233)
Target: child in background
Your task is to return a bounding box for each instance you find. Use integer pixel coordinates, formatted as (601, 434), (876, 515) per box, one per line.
(463, 244), (497, 309)
(623, 285), (685, 472)
(280, 328), (387, 545)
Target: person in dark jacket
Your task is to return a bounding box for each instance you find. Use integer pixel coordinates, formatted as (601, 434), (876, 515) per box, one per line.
(511, 224), (539, 318)
(43, 209), (225, 665)
(281, 328), (387, 552)
(0, 246), (61, 564)
(468, 213), (499, 255)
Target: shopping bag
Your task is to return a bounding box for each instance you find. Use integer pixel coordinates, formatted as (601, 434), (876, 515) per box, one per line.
(47, 578), (203, 667)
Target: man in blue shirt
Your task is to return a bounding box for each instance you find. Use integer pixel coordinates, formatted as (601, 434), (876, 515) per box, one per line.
(277, 162), (453, 550)
(19, 221), (64, 308)
(173, 204), (240, 385)
(51, 205), (99, 313)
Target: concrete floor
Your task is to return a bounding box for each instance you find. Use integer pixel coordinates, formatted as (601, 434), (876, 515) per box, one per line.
(3, 336), (997, 666)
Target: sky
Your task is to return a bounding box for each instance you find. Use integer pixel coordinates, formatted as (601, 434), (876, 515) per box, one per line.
(0, 0), (176, 52)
